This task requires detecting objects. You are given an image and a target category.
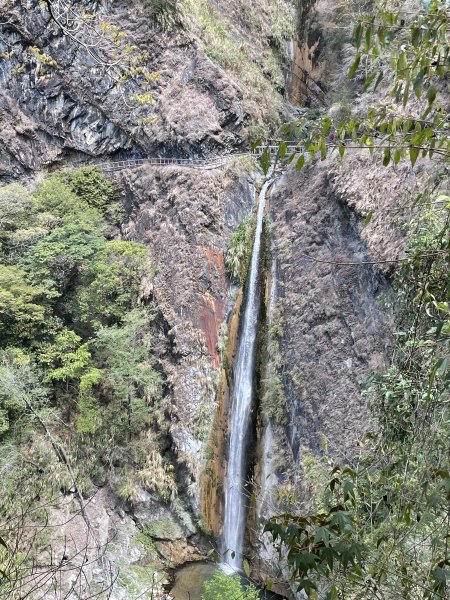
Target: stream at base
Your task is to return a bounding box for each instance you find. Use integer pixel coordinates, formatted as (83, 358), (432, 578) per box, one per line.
(169, 562), (286, 600)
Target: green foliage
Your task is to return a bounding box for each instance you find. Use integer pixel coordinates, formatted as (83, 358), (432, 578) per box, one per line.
(0, 265), (46, 342)
(261, 374), (287, 425)
(38, 328), (91, 383)
(66, 166), (119, 213)
(0, 161), (170, 600)
(271, 0), (449, 174)
(0, 184), (34, 232)
(245, 124), (270, 148)
(118, 434), (177, 503)
(142, 517), (178, 539)
(201, 571), (260, 600)
(75, 394), (102, 435)
(135, 530), (157, 557)
(34, 175), (98, 221)
(145, 0), (180, 29)
(0, 184), (44, 263)
(95, 307), (162, 434)
(73, 240), (150, 330)
(261, 309), (286, 425)
(0, 169), (169, 588)
(0, 348), (48, 437)
(20, 210), (105, 294)
(226, 216), (255, 284)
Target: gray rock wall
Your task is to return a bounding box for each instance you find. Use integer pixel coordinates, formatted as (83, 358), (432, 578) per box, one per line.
(0, 0), (245, 179)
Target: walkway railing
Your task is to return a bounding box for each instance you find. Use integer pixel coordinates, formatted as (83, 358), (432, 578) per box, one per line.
(97, 156), (233, 173)
(91, 146), (303, 174)
(253, 145), (299, 156)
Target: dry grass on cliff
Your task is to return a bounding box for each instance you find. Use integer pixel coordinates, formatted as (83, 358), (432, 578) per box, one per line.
(179, 0), (295, 129)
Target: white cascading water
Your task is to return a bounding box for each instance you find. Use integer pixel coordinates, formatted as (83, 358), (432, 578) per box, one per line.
(221, 178), (273, 572)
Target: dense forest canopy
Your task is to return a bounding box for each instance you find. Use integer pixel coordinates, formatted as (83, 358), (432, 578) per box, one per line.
(0, 168), (172, 598)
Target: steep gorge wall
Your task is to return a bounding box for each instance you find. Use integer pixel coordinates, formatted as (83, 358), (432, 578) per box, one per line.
(0, 1), (297, 594)
(113, 161), (256, 513)
(0, 0), (245, 178)
(0, 0), (294, 181)
(253, 153), (434, 576)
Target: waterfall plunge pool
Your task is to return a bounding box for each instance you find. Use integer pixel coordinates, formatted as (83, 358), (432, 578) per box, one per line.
(169, 561), (287, 600)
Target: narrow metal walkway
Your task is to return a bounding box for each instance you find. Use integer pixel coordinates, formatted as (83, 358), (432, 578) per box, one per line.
(96, 145), (300, 173)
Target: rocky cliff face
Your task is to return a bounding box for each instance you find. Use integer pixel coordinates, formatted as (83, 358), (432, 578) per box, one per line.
(0, 0), (294, 181)
(252, 152), (434, 593)
(115, 160), (255, 511)
(270, 155), (410, 458)
(0, 0), (246, 179)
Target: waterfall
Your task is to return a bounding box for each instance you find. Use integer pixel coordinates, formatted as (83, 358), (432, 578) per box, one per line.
(221, 178), (273, 571)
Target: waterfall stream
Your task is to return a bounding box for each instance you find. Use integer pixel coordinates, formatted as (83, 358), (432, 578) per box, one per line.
(221, 178), (273, 571)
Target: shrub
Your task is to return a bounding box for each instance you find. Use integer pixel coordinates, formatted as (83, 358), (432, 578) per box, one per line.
(202, 571), (260, 600)
(226, 216), (255, 284)
(66, 167), (119, 213)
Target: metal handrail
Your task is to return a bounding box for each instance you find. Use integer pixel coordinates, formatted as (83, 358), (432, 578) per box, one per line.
(65, 146), (312, 174)
(97, 155), (235, 172)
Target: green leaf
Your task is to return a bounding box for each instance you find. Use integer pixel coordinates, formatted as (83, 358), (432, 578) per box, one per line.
(437, 356), (449, 377)
(348, 53), (361, 78)
(314, 526), (331, 547)
(433, 567), (447, 584)
(411, 27), (421, 47)
(402, 79), (410, 106)
(330, 477), (340, 492)
(413, 69), (425, 99)
(427, 84), (437, 105)
(243, 559), (251, 577)
(326, 584), (339, 600)
(287, 150), (297, 164)
(397, 52), (407, 73)
(342, 466), (357, 479)
(353, 22), (363, 48)
(296, 154), (305, 171)
(320, 138), (327, 160)
(377, 26), (386, 46)
(409, 146), (419, 166)
(383, 148), (391, 166)
(373, 70), (384, 91)
(364, 27), (372, 53)
(260, 148), (271, 175)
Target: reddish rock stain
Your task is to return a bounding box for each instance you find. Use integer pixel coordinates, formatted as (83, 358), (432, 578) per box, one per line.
(198, 248), (227, 367)
(199, 293), (225, 367)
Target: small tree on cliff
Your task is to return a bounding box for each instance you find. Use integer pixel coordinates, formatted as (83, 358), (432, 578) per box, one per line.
(264, 0), (449, 171)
